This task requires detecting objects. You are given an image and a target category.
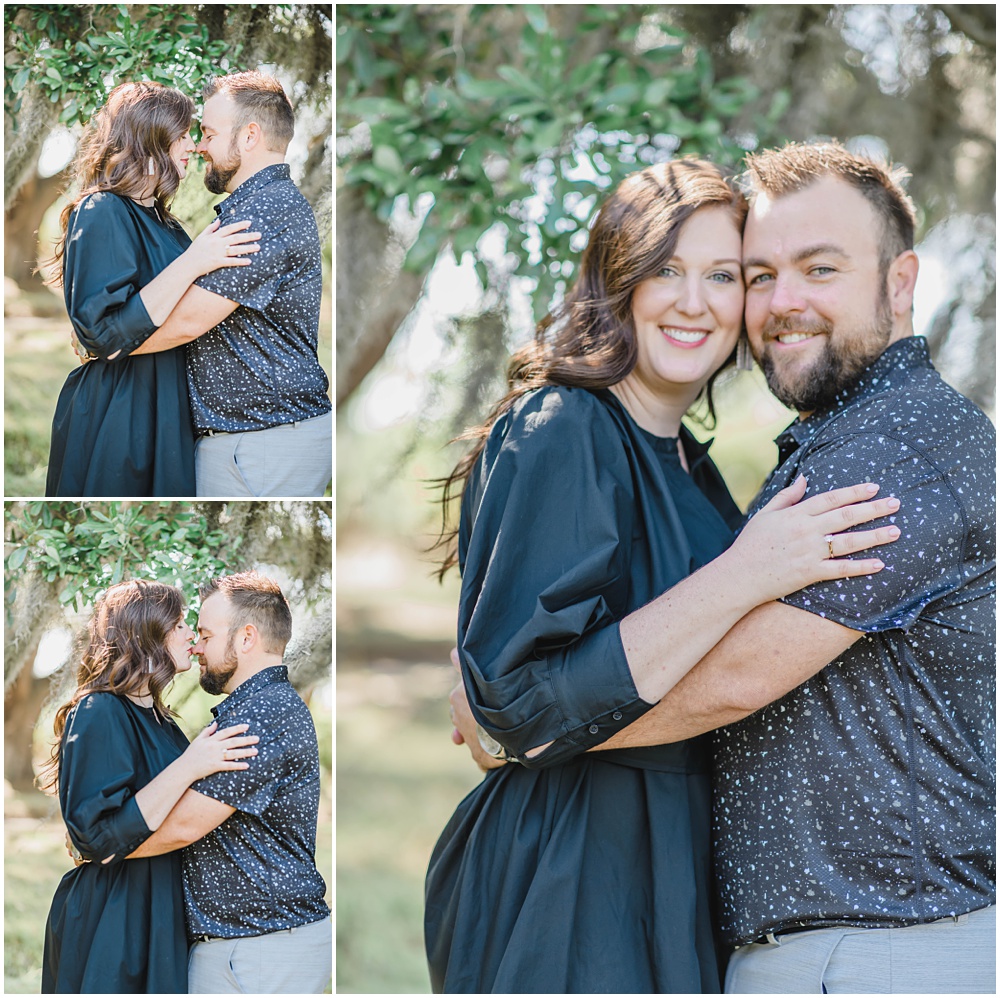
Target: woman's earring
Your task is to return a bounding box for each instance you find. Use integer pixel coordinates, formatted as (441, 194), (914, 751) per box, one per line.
(736, 335), (754, 372)
(147, 657), (154, 673)
(147, 156), (155, 176)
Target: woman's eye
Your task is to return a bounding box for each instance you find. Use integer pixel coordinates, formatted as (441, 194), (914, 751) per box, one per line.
(710, 272), (737, 283)
(657, 266), (679, 278)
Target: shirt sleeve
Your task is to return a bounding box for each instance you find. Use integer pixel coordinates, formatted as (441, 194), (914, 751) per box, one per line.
(59, 694), (152, 863)
(194, 203), (291, 313)
(780, 430), (967, 631)
(190, 697), (302, 816)
(63, 193), (158, 360)
(458, 389), (655, 769)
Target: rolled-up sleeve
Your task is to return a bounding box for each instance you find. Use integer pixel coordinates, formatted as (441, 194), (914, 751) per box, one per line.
(458, 388), (654, 768)
(64, 193), (158, 360)
(59, 694), (152, 863)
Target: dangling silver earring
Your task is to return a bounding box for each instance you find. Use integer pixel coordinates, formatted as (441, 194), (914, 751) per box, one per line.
(736, 335), (754, 372)
(147, 156), (155, 176)
(147, 657), (154, 673)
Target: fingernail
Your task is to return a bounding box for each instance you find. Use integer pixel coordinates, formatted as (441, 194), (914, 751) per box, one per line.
(887, 497), (900, 509)
(888, 526), (901, 537)
(866, 484), (879, 494)
(872, 560), (884, 569)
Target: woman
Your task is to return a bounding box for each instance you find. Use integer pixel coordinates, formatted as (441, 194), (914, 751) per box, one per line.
(41, 579), (259, 993)
(45, 80), (260, 497)
(425, 160), (901, 993)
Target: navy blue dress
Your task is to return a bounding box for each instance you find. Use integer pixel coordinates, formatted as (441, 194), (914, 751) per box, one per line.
(42, 693), (190, 994)
(425, 386), (743, 994)
(46, 192), (196, 497)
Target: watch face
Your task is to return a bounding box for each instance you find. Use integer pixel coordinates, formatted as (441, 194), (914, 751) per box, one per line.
(476, 724), (505, 758)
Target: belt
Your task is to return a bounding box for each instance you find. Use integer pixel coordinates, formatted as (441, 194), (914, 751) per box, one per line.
(755, 912), (970, 945)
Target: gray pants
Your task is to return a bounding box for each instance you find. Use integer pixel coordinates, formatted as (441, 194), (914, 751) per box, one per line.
(187, 915), (332, 993)
(195, 411), (332, 497)
(726, 905), (996, 994)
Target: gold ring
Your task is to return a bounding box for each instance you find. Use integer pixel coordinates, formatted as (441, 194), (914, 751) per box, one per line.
(826, 534), (835, 559)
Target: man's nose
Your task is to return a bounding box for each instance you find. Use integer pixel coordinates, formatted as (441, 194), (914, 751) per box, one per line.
(767, 274), (807, 315)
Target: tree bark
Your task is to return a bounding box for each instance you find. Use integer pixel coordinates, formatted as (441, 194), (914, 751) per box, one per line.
(5, 168), (69, 291)
(3, 640), (49, 792)
(335, 185), (427, 407)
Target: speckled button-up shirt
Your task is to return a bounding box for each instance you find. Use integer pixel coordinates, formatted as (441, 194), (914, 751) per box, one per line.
(188, 163), (331, 433)
(182, 665), (329, 939)
(713, 336), (996, 948)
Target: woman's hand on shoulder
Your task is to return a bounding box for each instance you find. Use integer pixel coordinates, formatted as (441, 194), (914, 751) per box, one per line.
(180, 720), (260, 780)
(729, 475), (901, 603)
(186, 217), (262, 277)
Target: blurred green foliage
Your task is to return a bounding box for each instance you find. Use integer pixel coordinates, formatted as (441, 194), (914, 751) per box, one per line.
(337, 3), (786, 321)
(5, 3), (245, 129)
(4, 501), (240, 620)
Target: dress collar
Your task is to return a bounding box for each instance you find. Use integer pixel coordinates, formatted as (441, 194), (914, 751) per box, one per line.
(213, 163), (290, 215)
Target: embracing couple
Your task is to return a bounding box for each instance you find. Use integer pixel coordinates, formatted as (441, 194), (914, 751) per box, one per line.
(428, 143), (995, 993)
(45, 71), (332, 499)
(41, 572), (331, 994)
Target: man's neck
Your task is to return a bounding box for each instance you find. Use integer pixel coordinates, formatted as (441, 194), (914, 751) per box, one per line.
(226, 155), (286, 194)
(223, 656), (284, 695)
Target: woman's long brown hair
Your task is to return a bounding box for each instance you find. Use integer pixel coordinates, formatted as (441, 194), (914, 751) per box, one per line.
(48, 81), (195, 286)
(37, 580), (186, 795)
(435, 159), (748, 579)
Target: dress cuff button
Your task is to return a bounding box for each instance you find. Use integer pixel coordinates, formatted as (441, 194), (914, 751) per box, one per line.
(588, 724), (599, 734)
(612, 711), (623, 721)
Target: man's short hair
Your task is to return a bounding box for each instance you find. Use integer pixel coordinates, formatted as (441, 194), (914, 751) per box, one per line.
(203, 71), (294, 152)
(201, 571), (293, 655)
(743, 141), (917, 277)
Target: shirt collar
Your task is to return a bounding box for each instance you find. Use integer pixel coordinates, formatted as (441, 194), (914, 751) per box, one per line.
(212, 163), (290, 216)
(211, 664), (288, 718)
(774, 336), (932, 459)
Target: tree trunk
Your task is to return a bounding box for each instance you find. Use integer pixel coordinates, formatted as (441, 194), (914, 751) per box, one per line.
(4, 639), (49, 792)
(5, 168), (68, 291)
(335, 185), (427, 407)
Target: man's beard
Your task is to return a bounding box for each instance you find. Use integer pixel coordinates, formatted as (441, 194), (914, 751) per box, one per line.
(199, 632), (239, 696)
(203, 137), (241, 195)
(757, 286), (893, 413)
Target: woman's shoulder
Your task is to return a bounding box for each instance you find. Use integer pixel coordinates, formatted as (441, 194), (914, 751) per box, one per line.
(500, 385), (617, 442)
(480, 386), (627, 481)
(69, 691), (128, 725)
(69, 191), (135, 233)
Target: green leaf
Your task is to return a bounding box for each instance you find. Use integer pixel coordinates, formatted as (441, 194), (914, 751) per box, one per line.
(11, 67), (30, 93)
(7, 546), (28, 571)
(45, 66), (63, 82)
(373, 144), (404, 175)
(523, 5), (548, 33)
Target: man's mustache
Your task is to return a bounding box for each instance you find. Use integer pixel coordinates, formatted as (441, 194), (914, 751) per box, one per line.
(760, 316), (834, 342)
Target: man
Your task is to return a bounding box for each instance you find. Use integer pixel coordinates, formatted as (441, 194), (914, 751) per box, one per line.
(450, 143), (995, 993)
(130, 572), (331, 993)
(133, 71), (332, 497)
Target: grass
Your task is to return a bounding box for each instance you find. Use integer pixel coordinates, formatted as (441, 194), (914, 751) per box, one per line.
(336, 663), (483, 995)
(4, 694), (333, 995)
(3, 268), (333, 498)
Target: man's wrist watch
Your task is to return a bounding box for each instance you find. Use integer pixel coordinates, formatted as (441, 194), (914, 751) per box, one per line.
(476, 723), (515, 762)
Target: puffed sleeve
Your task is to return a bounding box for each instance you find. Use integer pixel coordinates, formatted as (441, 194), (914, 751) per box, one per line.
(58, 693), (153, 864)
(63, 192), (158, 360)
(457, 387), (656, 769)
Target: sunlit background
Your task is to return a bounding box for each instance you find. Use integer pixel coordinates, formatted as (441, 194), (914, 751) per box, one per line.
(334, 4), (995, 993)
